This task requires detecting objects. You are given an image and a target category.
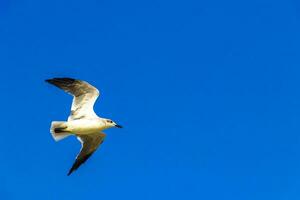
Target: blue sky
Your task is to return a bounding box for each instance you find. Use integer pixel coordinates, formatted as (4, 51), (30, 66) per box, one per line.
(1, 0), (300, 199)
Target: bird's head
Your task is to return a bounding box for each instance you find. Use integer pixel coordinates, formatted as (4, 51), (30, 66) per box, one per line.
(104, 118), (123, 129)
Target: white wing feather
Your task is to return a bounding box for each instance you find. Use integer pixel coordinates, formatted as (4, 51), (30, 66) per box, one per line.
(46, 78), (100, 120)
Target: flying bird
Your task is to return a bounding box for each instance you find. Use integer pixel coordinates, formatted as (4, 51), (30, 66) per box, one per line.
(46, 78), (122, 175)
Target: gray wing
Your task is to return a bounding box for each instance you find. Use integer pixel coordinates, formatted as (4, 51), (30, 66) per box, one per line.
(67, 133), (106, 176)
(45, 78), (100, 120)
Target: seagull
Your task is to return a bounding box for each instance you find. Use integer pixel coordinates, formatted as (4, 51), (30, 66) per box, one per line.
(45, 78), (122, 175)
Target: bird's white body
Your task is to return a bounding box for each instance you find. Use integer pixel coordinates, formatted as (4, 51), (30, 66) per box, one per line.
(66, 118), (107, 135)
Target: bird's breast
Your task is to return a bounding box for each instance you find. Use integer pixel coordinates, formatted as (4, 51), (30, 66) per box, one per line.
(66, 119), (104, 134)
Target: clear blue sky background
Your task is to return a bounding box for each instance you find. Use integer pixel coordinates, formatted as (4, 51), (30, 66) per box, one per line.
(0, 0), (300, 199)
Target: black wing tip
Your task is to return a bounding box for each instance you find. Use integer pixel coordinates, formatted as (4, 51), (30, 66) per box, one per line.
(67, 164), (77, 176)
(67, 153), (93, 176)
(45, 79), (52, 83)
(45, 77), (76, 84)
(67, 169), (73, 176)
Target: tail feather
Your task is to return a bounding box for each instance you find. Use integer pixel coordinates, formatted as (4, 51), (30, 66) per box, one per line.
(50, 121), (71, 141)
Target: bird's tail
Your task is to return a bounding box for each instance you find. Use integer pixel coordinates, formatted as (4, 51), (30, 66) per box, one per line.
(50, 121), (71, 141)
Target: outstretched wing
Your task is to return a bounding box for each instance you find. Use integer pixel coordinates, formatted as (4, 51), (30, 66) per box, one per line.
(45, 77), (100, 120)
(67, 133), (106, 176)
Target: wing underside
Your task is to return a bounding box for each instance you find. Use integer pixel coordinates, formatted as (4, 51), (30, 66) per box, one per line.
(68, 133), (106, 176)
(45, 78), (100, 120)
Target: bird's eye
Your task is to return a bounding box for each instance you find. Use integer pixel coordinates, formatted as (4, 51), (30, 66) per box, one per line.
(107, 120), (113, 123)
